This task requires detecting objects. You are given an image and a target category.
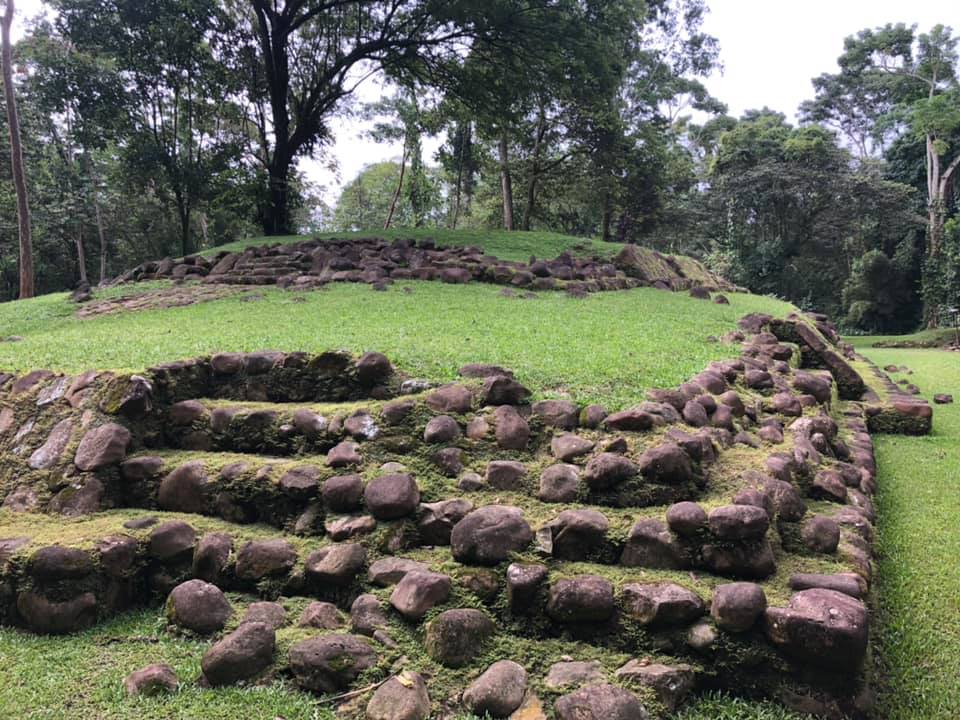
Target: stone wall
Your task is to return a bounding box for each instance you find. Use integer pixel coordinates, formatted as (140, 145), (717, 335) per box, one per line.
(0, 312), (926, 719)
(111, 237), (739, 297)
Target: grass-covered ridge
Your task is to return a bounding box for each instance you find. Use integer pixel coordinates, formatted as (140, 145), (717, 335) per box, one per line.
(202, 228), (626, 263)
(0, 281), (792, 410)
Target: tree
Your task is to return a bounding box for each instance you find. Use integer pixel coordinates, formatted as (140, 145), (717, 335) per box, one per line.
(805, 24), (960, 322)
(706, 111), (921, 320)
(2, 0), (33, 298)
(226, 0), (558, 236)
(52, 0), (247, 256)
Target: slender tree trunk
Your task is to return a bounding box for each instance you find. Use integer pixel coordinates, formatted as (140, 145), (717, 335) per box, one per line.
(601, 191), (613, 242)
(88, 163), (109, 284)
(498, 133), (514, 231)
(522, 107), (547, 232)
(176, 196), (192, 257)
(74, 227), (88, 285)
(384, 147), (408, 230)
(2, 0), (33, 299)
(450, 128), (466, 230)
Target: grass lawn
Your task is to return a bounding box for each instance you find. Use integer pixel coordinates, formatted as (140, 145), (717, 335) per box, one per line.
(202, 228), (626, 264)
(846, 338), (960, 720)
(0, 608), (334, 720)
(0, 281), (792, 411)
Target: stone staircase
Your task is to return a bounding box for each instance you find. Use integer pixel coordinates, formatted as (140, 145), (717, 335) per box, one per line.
(0, 316), (897, 718)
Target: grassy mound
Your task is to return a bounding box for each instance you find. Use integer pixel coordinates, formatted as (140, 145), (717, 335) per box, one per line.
(0, 282), (792, 410)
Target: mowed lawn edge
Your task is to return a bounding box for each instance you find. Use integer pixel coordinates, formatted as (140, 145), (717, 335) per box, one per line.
(849, 340), (960, 719)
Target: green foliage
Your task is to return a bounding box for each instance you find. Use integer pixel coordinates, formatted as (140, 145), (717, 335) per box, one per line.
(705, 111), (920, 320)
(843, 246), (921, 333)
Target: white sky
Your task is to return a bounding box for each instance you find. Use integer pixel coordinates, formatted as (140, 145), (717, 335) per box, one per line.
(11, 0), (959, 202)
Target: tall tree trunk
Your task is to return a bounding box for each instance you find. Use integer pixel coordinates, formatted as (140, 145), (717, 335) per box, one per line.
(87, 160), (109, 284)
(522, 106), (547, 232)
(2, 0), (33, 299)
(176, 195), (192, 257)
(74, 227), (88, 285)
(601, 191), (613, 242)
(265, 155), (293, 235)
(498, 133), (514, 231)
(384, 147), (408, 230)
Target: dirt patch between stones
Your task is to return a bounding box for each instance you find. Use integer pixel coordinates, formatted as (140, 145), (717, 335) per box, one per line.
(75, 285), (247, 319)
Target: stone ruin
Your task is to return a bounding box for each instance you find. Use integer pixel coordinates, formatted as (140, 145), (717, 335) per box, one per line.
(111, 237), (740, 297)
(0, 311), (933, 719)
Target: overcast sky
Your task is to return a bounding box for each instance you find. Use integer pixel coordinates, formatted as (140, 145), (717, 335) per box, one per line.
(11, 0), (958, 201)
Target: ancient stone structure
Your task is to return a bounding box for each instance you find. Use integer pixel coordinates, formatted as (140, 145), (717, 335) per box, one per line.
(111, 237), (738, 297)
(0, 310), (930, 718)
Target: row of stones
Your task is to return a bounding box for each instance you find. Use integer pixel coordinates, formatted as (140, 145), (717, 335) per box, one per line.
(116, 237), (666, 297)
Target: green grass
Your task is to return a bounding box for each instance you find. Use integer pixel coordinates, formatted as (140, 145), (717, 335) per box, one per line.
(849, 341), (960, 719)
(0, 281), (792, 410)
(851, 327), (958, 348)
(204, 229), (626, 263)
(0, 608), (334, 720)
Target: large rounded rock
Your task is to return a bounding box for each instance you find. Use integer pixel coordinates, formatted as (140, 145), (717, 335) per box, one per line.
(148, 521), (196, 560)
(554, 684), (649, 720)
(622, 582), (704, 627)
(665, 502), (708, 537)
(299, 601), (345, 629)
(16, 591), (97, 634)
(551, 434), (595, 462)
(426, 384), (474, 414)
(802, 515), (840, 553)
(167, 579), (232, 634)
(549, 509), (609, 560)
(389, 571), (452, 620)
(192, 532), (233, 585)
(241, 601), (287, 629)
(638, 444), (695, 484)
(305, 543), (367, 585)
(235, 539), (297, 581)
(764, 589), (868, 671)
(351, 594), (389, 636)
(356, 351), (393, 385)
(201, 621), (276, 686)
(620, 518), (686, 570)
(708, 505), (770, 541)
(450, 506), (533, 565)
(289, 634), (378, 693)
(29, 546), (94, 582)
(425, 608), (494, 667)
(74, 423), (130, 471)
(546, 576), (615, 623)
(423, 415), (460, 443)
(485, 460), (527, 490)
(711, 582), (767, 632)
(582, 453), (638, 489)
(323, 474), (364, 512)
(364, 474), (420, 520)
(494, 405), (530, 450)
(463, 660), (528, 718)
(157, 461), (209, 514)
(366, 671), (430, 720)
(701, 541), (777, 579)
(538, 464), (581, 503)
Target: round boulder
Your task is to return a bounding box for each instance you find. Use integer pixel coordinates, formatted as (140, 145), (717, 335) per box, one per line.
(288, 634), (378, 693)
(450, 506), (533, 565)
(167, 579), (232, 634)
(201, 621), (276, 686)
(364, 474), (420, 520)
(463, 660), (528, 718)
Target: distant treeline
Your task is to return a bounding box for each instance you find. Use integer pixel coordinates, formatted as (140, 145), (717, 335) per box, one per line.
(0, 2), (956, 331)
